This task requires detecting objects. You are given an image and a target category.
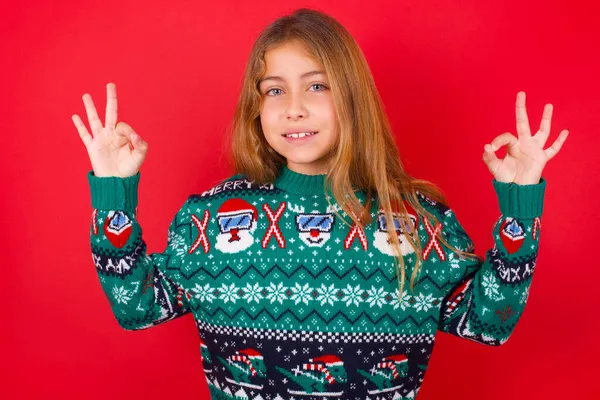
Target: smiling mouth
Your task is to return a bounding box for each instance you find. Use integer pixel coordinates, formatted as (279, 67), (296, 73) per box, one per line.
(282, 132), (318, 139)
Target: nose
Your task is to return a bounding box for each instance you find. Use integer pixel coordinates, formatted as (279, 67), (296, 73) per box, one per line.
(286, 92), (308, 120)
(310, 229), (320, 238)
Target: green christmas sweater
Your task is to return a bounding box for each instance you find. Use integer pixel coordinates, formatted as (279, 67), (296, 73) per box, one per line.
(88, 165), (546, 400)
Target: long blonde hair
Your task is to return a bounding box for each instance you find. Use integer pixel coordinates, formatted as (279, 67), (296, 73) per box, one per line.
(225, 7), (482, 297)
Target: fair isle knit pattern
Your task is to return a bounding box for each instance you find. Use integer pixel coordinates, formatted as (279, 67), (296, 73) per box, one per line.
(88, 165), (546, 400)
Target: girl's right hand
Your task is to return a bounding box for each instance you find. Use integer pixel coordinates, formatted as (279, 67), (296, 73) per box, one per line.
(72, 82), (148, 178)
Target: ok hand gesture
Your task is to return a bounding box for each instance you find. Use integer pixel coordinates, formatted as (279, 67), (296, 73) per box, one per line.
(482, 91), (569, 185)
(72, 82), (148, 178)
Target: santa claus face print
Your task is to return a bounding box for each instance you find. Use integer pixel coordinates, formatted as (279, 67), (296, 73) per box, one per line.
(372, 211), (419, 256)
(215, 199), (258, 254)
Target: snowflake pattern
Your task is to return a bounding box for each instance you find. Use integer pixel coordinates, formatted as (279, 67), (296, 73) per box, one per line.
(266, 282), (287, 304)
(290, 282), (312, 305)
(184, 280), (453, 315)
(219, 283), (238, 304)
(390, 287), (412, 311)
(366, 286), (387, 308)
(342, 284), (364, 307)
(316, 283), (337, 307)
(112, 285), (132, 305)
(193, 283), (216, 303)
(413, 293), (434, 313)
(167, 230), (187, 257)
(242, 282), (262, 304)
(482, 270), (505, 301)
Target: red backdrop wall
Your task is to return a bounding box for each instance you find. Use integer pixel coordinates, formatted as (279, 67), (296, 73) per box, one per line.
(3, 0), (598, 398)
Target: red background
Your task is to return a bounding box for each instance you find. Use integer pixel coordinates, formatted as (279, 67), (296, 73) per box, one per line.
(3, 0), (599, 398)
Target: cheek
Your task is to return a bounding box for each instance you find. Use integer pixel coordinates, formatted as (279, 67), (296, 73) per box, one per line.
(259, 106), (278, 132)
(317, 98), (337, 126)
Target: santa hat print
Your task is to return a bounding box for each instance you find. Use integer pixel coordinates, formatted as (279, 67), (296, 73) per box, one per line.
(311, 355), (344, 366)
(239, 348), (263, 359)
(217, 198), (258, 221)
(384, 354), (408, 363)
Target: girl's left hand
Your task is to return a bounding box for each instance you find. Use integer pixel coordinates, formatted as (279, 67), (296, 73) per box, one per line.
(482, 91), (569, 185)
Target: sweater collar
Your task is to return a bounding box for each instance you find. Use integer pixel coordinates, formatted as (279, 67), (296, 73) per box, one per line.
(274, 165), (331, 196)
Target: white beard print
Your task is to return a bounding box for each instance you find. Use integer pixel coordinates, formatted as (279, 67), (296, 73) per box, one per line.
(215, 224), (257, 254)
(373, 230), (416, 256)
(298, 231), (331, 247)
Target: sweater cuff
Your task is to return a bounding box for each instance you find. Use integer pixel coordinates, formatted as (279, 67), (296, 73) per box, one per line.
(492, 176), (546, 219)
(87, 170), (140, 213)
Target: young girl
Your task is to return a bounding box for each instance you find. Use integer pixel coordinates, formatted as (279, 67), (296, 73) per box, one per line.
(73, 8), (568, 400)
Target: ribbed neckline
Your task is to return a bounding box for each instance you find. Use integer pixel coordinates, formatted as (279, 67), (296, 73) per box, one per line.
(274, 165), (331, 196)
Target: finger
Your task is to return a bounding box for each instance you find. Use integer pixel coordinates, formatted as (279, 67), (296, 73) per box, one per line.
(72, 114), (92, 147)
(82, 93), (104, 134)
(516, 91), (531, 137)
(114, 121), (135, 147)
(130, 132), (148, 158)
(482, 144), (502, 175)
(105, 82), (118, 129)
(491, 132), (518, 151)
(537, 103), (553, 145)
(129, 132), (149, 167)
(545, 129), (569, 160)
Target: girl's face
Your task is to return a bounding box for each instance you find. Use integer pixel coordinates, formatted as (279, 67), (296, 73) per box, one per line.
(258, 41), (338, 175)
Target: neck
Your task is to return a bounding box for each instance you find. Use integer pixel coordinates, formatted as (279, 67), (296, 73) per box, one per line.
(286, 161), (328, 175)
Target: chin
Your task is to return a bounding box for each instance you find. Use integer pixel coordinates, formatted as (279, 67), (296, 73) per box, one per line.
(284, 150), (333, 164)
(286, 156), (327, 165)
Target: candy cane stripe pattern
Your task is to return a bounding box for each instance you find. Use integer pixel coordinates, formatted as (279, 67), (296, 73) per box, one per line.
(230, 355), (257, 376)
(189, 210), (211, 254)
(533, 216), (542, 240)
(376, 361), (399, 379)
(303, 363), (336, 383)
(176, 287), (193, 307)
(423, 217), (446, 261)
(91, 208), (98, 235)
(262, 202), (286, 248)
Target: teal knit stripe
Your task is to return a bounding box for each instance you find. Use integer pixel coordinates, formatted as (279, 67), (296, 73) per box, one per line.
(87, 170), (140, 213)
(274, 165), (330, 195)
(492, 177), (546, 219)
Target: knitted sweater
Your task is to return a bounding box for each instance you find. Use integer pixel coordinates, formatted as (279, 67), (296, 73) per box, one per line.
(88, 165), (546, 400)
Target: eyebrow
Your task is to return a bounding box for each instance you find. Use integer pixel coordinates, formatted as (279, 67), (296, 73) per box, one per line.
(259, 70), (326, 84)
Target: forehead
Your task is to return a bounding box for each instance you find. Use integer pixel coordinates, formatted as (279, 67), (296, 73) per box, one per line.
(261, 41), (325, 78)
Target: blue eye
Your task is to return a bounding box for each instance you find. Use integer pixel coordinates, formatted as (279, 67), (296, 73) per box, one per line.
(266, 88), (283, 96)
(265, 83), (328, 96)
(310, 83), (328, 91)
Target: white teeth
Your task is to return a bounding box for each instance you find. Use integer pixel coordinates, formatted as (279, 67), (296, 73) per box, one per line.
(286, 132), (316, 138)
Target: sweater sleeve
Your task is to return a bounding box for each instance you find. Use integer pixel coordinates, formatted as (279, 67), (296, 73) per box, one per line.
(436, 177), (546, 346)
(88, 170), (192, 331)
